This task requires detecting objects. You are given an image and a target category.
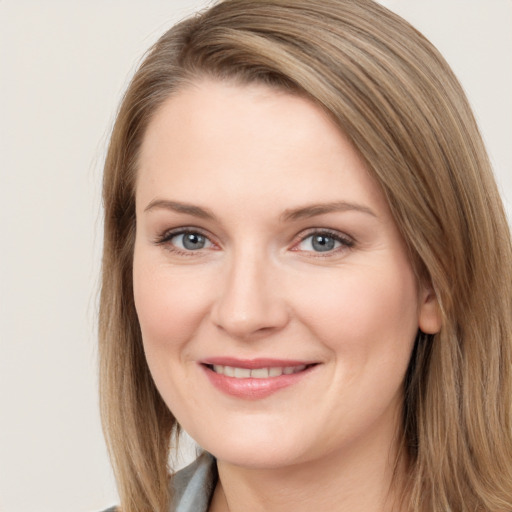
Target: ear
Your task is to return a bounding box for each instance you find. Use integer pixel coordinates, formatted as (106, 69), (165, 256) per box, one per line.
(418, 284), (442, 334)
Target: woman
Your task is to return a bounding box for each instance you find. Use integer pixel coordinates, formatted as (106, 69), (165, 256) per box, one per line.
(99, 0), (512, 510)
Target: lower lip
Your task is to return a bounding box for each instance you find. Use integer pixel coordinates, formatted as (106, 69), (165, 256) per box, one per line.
(201, 364), (316, 400)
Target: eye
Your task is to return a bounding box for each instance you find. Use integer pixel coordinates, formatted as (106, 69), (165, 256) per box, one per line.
(295, 231), (354, 254)
(157, 229), (214, 253)
(175, 232), (211, 250)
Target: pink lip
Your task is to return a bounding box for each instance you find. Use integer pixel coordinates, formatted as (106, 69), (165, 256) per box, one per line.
(200, 358), (318, 400)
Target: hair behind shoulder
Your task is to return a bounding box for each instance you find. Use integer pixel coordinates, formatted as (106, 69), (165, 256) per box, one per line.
(99, 1), (512, 510)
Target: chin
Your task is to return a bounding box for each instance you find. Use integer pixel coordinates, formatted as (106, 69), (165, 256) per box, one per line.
(208, 443), (303, 470)
(188, 423), (315, 470)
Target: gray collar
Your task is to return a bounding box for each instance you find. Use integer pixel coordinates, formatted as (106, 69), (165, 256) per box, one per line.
(172, 452), (217, 512)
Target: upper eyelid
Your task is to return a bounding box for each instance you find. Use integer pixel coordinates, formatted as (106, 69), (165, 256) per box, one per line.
(157, 226), (214, 242)
(292, 228), (355, 245)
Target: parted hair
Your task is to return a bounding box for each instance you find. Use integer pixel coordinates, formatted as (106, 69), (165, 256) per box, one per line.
(99, 1), (512, 510)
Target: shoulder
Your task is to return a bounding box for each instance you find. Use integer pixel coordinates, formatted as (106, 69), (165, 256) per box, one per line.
(98, 508), (117, 512)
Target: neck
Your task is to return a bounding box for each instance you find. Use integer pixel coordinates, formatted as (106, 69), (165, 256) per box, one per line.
(209, 426), (407, 512)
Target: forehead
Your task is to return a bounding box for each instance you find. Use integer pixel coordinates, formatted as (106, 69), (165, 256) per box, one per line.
(136, 79), (387, 216)
(139, 79), (340, 163)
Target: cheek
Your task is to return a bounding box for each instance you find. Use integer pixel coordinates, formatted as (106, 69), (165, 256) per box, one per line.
(132, 253), (214, 417)
(132, 255), (213, 354)
(292, 262), (420, 364)
(132, 251), (222, 424)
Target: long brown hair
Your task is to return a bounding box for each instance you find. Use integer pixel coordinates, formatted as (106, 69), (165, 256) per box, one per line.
(99, 1), (512, 510)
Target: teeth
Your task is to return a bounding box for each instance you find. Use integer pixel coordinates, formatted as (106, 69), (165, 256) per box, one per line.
(269, 367), (283, 377)
(211, 364), (308, 379)
(234, 367), (251, 378)
(250, 368), (269, 378)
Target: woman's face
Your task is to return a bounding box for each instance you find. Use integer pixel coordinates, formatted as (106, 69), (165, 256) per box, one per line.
(133, 80), (440, 469)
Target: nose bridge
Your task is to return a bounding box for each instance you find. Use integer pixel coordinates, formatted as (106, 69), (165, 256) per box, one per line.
(211, 244), (288, 338)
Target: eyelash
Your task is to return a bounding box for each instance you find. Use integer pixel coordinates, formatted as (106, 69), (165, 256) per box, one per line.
(154, 227), (355, 257)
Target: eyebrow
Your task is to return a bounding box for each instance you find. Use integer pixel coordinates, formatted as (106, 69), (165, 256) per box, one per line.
(144, 199), (216, 220)
(280, 201), (377, 222)
(143, 198), (376, 222)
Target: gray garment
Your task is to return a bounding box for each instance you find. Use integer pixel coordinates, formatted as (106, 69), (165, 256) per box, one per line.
(100, 452), (217, 512)
(172, 452), (217, 512)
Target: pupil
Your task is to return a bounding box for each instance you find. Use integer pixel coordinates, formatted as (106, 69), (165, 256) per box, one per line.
(312, 235), (335, 252)
(183, 233), (205, 250)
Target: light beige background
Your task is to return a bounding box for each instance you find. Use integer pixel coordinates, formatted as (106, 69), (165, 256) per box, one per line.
(0, 1), (510, 511)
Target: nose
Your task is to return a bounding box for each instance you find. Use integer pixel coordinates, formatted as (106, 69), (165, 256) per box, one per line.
(210, 249), (290, 340)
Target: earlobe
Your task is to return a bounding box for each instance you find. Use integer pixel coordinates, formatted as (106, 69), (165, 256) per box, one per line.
(418, 286), (442, 334)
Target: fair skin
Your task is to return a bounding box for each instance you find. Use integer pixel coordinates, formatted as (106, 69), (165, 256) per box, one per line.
(133, 79), (441, 512)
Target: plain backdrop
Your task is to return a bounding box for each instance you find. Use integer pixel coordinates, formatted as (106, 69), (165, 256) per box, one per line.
(0, 1), (510, 511)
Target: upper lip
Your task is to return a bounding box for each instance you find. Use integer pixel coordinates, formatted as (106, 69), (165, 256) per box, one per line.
(201, 357), (317, 369)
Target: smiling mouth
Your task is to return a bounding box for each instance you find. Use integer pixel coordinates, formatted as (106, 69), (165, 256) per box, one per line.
(201, 361), (318, 399)
(206, 364), (311, 379)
